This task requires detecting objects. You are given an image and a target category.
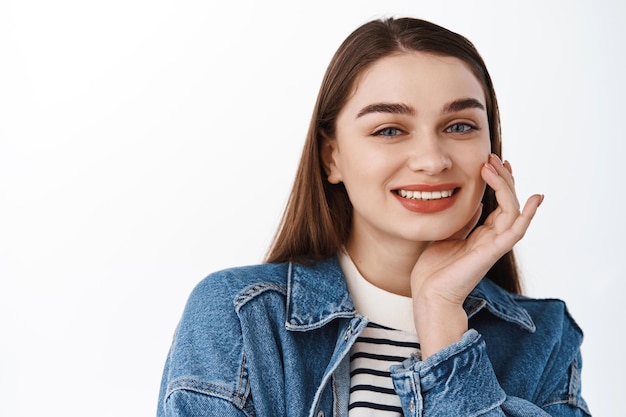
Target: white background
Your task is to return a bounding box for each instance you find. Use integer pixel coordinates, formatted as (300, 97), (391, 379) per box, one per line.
(1, 1), (622, 415)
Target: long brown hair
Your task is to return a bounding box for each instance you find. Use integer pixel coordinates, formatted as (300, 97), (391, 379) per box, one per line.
(265, 17), (522, 293)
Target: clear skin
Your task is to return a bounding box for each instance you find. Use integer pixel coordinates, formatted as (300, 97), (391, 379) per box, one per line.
(322, 52), (543, 359)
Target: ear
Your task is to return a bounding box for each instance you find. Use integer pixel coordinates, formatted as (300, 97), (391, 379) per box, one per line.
(320, 133), (342, 184)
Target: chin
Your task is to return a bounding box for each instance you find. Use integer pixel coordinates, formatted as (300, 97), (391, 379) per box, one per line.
(400, 226), (462, 243)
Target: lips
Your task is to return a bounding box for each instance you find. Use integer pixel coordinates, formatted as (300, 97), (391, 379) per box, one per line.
(395, 188), (456, 200)
(392, 184), (460, 213)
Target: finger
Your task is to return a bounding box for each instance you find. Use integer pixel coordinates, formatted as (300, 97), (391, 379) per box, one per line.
(481, 164), (524, 233)
(481, 162), (520, 213)
(489, 154), (516, 192)
(474, 194), (543, 263)
(503, 160), (516, 185)
(499, 193), (544, 246)
(503, 159), (513, 175)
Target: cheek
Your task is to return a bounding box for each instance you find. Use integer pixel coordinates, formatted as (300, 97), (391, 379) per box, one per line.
(339, 146), (397, 183)
(466, 135), (491, 172)
(454, 145), (489, 176)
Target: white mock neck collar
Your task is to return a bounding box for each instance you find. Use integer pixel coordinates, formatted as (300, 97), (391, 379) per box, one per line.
(338, 248), (416, 333)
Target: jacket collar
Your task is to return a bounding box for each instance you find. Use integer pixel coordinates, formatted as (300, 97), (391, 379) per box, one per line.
(285, 256), (535, 333)
(465, 278), (536, 332)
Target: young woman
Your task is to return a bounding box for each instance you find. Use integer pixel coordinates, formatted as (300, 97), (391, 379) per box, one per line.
(157, 17), (590, 417)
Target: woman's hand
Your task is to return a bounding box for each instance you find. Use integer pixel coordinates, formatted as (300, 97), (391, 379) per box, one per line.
(411, 154), (543, 359)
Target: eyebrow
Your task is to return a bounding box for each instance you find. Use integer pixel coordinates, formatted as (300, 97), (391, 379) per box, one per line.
(355, 98), (485, 119)
(356, 102), (415, 118)
(442, 98), (485, 113)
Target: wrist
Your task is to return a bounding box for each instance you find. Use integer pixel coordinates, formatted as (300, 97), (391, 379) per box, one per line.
(413, 295), (468, 360)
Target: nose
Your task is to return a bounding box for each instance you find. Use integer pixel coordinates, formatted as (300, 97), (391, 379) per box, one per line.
(406, 134), (452, 174)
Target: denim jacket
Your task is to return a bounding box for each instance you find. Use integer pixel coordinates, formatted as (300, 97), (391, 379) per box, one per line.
(157, 257), (590, 416)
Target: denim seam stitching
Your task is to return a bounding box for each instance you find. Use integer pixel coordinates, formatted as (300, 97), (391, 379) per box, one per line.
(236, 354), (251, 409)
(234, 283), (287, 311)
(541, 394), (584, 408)
(165, 377), (252, 414)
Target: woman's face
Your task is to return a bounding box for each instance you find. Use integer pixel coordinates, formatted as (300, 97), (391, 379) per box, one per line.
(323, 52), (491, 247)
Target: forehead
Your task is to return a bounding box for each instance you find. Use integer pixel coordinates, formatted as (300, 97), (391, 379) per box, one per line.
(342, 52), (486, 114)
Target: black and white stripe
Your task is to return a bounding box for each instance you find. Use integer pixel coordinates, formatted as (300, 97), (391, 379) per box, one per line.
(348, 323), (421, 416)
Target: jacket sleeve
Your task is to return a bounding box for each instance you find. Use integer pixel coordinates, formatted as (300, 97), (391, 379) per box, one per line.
(157, 354), (256, 417)
(159, 387), (253, 417)
(389, 330), (591, 417)
(156, 272), (256, 417)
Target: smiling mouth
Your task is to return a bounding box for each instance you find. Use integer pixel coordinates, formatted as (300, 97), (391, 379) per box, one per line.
(395, 188), (457, 201)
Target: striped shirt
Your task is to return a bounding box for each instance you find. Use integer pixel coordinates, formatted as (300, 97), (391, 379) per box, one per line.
(338, 249), (420, 416)
(349, 323), (420, 416)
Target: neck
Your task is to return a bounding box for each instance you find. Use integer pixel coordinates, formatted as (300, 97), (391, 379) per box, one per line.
(345, 231), (428, 297)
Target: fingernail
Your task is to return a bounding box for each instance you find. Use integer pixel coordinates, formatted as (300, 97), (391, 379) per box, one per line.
(490, 153), (503, 165)
(485, 163), (498, 175)
(538, 194), (545, 207)
(503, 160), (513, 174)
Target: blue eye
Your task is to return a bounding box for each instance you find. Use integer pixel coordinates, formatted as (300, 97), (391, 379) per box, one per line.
(375, 127), (403, 137)
(446, 123), (475, 133)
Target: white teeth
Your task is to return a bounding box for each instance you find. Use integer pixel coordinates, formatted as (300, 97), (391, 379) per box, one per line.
(397, 189), (454, 200)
